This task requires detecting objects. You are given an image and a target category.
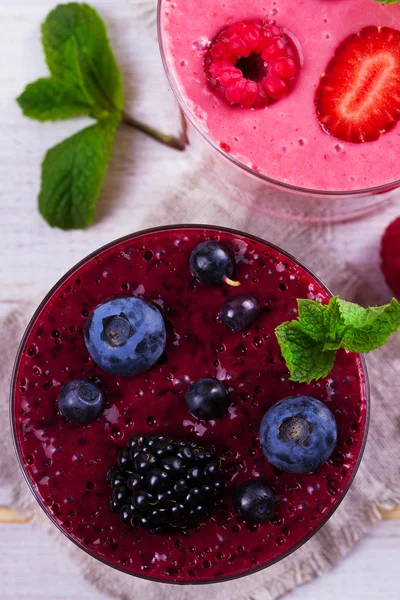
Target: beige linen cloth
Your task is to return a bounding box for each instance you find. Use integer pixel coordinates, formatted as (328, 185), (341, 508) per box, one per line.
(1, 2), (400, 598)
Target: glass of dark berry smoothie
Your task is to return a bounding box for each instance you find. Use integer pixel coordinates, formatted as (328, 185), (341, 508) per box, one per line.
(11, 225), (369, 583)
(158, 0), (400, 221)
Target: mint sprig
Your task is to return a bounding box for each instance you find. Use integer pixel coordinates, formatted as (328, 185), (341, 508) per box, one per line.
(17, 3), (187, 230)
(275, 297), (400, 383)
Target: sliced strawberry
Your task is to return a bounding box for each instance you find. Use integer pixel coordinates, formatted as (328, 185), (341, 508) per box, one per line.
(316, 26), (400, 143)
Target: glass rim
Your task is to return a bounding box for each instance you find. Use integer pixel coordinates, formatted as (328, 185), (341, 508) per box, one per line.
(10, 224), (370, 585)
(157, 0), (400, 198)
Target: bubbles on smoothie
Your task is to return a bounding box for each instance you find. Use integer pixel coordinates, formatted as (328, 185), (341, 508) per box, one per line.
(349, 176), (356, 183)
(276, 262), (286, 272)
(334, 143), (343, 153)
(180, 60), (187, 67)
(192, 37), (211, 52)
(27, 344), (39, 357)
(298, 138), (306, 147)
(110, 426), (123, 440)
(146, 415), (158, 428)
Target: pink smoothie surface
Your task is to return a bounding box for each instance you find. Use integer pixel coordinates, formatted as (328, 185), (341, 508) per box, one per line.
(160, 0), (400, 192)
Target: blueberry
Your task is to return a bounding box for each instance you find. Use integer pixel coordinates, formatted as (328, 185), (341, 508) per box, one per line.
(190, 241), (236, 284)
(186, 378), (229, 420)
(220, 294), (260, 331)
(58, 379), (104, 424)
(84, 296), (166, 376)
(260, 396), (338, 474)
(233, 480), (275, 523)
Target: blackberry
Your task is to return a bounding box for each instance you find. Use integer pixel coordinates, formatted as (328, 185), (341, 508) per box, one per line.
(107, 434), (225, 533)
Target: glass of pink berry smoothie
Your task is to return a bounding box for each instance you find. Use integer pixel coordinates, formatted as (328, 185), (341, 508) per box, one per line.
(11, 225), (369, 583)
(158, 0), (400, 221)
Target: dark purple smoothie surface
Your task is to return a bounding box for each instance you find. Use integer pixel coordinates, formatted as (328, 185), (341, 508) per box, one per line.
(12, 226), (368, 583)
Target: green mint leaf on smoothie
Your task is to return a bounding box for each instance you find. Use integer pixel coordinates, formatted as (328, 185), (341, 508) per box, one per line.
(297, 296), (343, 342)
(374, 0), (400, 5)
(17, 3), (187, 229)
(39, 119), (118, 229)
(275, 320), (336, 384)
(276, 296), (400, 382)
(336, 298), (400, 352)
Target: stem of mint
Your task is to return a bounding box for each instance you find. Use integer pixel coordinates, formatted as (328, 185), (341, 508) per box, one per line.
(121, 110), (188, 151)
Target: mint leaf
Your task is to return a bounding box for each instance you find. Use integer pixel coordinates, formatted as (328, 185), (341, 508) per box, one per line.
(337, 298), (400, 353)
(42, 3), (124, 115)
(17, 3), (186, 229)
(17, 3), (124, 229)
(297, 299), (326, 341)
(39, 118), (118, 229)
(275, 296), (400, 382)
(275, 320), (336, 384)
(297, 296), (344, 346)
(374, 0), (399, 4)
(17, 78), (92, 121)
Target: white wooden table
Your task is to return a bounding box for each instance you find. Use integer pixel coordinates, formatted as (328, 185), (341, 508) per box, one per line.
(1, 1), (400, 598)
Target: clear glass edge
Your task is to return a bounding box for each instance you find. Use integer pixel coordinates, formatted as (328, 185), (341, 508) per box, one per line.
(9, 224), (371, 585)
(157, 0), (400, 199)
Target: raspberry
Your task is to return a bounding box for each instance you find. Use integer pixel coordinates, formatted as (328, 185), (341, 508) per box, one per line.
(381, 217), (400, 297)
(108, 434), (225, 533)
(204, 20), (300, 109)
